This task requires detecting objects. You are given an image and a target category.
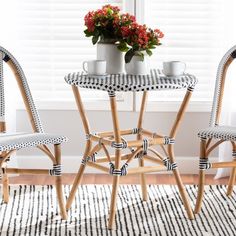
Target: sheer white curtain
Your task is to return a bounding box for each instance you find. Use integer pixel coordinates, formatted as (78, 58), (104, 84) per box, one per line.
(215, 0), (236, 178)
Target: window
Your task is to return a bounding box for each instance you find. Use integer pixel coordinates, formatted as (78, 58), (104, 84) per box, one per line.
(135, 0), (225, 111)
(14, 0), (134, 110)
(1, 0), (231, 111)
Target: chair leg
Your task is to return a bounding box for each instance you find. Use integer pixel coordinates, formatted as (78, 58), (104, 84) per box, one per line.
(54, 144), (67, 220)
(194, 170), (206, 213)
(139, 158), (148, 201)
(194, 139), (207, 214)
(108, 175), (120, 230)
(227, 164), (236, 196)
(2, 167), (9, 203)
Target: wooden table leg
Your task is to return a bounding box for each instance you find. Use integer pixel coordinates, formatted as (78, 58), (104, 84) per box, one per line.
(108, 93), (122, 230)
(66, 85), (92, 210)
(66, 141), (91, 210)
(168, 88), (194, 219)
(137, 91), (148, 201)
(168, 145), (194, 219)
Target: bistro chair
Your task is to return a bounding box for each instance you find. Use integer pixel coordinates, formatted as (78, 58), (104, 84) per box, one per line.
(0, 46), (68, 219)
(195, 45), (236, 213)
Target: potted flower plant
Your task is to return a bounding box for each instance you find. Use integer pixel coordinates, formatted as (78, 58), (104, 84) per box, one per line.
(119, 24), (164, 63)
(84, 5), (164, 75)
(84, 5), (121, 44)
(84, 5), (125, 74)
(118, 23), (164, 74)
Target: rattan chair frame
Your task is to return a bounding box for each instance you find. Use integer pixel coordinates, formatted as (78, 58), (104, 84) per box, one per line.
(0, 47), (67, 219)
(195, 45), (236, 213)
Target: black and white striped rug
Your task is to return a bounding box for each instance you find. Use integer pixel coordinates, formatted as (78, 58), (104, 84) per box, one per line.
(0, 185), (236, 236)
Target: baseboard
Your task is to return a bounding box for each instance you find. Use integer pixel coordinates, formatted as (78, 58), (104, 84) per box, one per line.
(14, 155), (218, 174)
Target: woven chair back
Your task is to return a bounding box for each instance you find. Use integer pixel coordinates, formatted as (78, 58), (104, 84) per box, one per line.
(0, 46), (44, 133)
(210, 45), (236, 127)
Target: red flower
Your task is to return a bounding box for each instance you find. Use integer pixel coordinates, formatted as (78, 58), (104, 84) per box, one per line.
(154, 28), (164, 38)
(83, 4), (164, 60)
(121, 26), (131, 37)
(102, 4), (120, 13)
(84, 11), (95, 32)
(120, 13), (136, 24)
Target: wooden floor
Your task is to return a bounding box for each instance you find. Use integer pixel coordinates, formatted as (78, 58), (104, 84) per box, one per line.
(7, 174), (230, 185)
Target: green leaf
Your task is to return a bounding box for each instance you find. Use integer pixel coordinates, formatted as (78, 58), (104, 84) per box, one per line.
(125, 49), (135, 63)
(146, 49), (153, 56)
(149, 45), (156, 49)
(135, 51), (144, 61)
(107, 8), (113, 15)
(94, 28), (100, 37)
(117, 42), (129, 52)
(92, 35), (99, 45)
(84, 29), (93, 37)
(140, 52), (144, 61)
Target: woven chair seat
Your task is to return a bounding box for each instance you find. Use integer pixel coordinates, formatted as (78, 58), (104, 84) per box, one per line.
(0, 132), (68, 152)
(198, 126), (236, 141)
(64, 69), (197, 92)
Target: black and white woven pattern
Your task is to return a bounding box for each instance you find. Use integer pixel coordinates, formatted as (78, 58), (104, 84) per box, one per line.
(210, 45), (236, 127)
(232, 151), (236, 158)
(0, 46), (43, 133)
(1, 185), (236, 236)
(163, 157), (178, 171)
(134, 139), (149, 159)
(0, 132), (67, 152)
(163, 136), (175, 145)
(111, 140), (128, 149)
(64, 69), (197, 93)
(81, 152), (97, 165)
(198, 125), (236, 141)
(134, 152), (143, 159)
(199, 158), (212, 170)
(0, 51), (5, 121)
(109, 162), (128, 176)
(142, 138), (149, 155)
(49, 164), (62, 176)
(132, 128), (140, 134)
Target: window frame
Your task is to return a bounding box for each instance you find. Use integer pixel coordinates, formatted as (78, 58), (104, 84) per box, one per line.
(16, 0), (135, 112)
(134, 0), (221, 113)
(16, 0), (219, 112)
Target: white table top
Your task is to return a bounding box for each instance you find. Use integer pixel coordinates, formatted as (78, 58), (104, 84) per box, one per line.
(64, 69), (197, 92)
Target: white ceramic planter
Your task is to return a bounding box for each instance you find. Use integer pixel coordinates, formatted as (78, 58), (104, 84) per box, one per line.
(125, 54), (150, 75)
(97, 42), (124, 74)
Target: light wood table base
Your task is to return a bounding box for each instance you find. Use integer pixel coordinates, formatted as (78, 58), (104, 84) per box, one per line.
(67, 86), (195, 229)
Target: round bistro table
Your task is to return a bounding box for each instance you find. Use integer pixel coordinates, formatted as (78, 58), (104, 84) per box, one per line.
(64, 69), (197, 229)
